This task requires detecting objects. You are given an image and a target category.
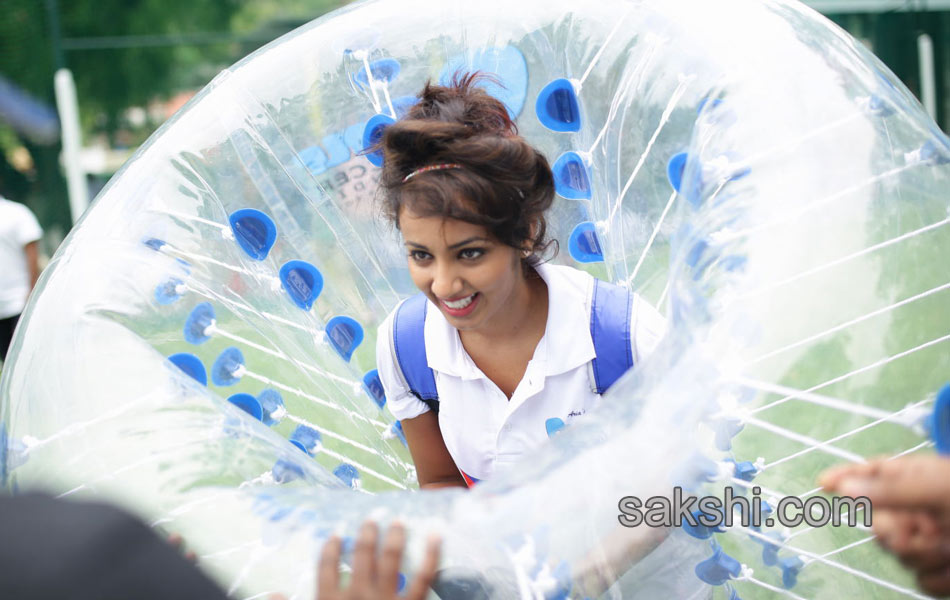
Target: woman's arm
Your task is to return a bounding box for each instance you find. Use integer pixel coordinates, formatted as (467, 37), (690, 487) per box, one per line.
(399, 411), (468, 489)
(374, 312), (465, 489)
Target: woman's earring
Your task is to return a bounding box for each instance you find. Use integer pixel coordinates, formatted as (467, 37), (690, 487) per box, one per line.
(521, 248), (531, 258)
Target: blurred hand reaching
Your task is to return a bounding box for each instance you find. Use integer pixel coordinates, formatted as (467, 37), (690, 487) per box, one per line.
(318, 521), (440, 600)
(820, 454), (950, 596)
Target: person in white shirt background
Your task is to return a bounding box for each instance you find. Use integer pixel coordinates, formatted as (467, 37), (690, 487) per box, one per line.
(372, 72), (665, 490)
(0, 179), (42, 364)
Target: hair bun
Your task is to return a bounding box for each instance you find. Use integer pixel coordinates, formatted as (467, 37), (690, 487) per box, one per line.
(384, 119), (471, 166)
(413, 71), (516, 137)
(380, 72), (519, 171)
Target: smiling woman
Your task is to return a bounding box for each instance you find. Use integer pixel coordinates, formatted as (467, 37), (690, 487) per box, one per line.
(372, 73), (666, 489)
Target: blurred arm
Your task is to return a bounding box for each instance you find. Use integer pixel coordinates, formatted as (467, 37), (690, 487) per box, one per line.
(570, 523), (670, 597)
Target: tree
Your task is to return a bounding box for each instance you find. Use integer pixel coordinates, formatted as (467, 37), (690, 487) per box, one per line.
(0, 0), (356, 245)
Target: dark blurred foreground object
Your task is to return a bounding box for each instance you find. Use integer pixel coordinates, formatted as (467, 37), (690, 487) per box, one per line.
(0, 494), (228, 600)
(0, 495), (443, 600)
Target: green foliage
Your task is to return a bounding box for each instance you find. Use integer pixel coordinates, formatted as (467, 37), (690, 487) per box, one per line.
(0, 2), (55, 97)
(64, 0), (244, 135)
(0, 0), (350, 138)
(0, 0), (349, 247)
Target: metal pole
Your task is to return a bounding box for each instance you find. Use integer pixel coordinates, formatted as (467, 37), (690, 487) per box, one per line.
(54, 70), (88, 224)
(918, 33), (937, 119)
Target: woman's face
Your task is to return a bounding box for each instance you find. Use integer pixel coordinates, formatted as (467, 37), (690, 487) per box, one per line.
(399, 207), (525, 333)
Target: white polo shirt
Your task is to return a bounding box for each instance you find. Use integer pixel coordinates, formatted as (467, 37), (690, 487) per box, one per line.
(0, 197), (42, 319)
(376, 263), (665, 483)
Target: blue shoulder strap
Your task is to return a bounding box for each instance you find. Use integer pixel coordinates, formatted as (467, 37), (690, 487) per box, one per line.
(393, 294), (440, 412)
(590, 278), (634, 394)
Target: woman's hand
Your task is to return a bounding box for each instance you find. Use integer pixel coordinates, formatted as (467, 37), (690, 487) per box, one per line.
(318, 521), (441, 600)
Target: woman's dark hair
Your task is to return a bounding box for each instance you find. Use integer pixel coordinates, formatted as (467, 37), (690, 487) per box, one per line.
(375, 71), (557, 266)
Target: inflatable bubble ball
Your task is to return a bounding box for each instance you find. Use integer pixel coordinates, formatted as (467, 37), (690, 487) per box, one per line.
(3, 0), (950, 598)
